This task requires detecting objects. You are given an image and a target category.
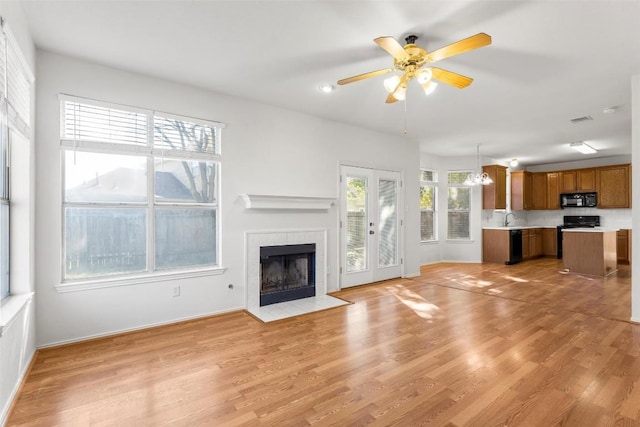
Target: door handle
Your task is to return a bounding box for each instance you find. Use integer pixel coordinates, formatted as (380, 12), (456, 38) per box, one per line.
(370, 222), (374, 226)
(369, 230), (375, 235)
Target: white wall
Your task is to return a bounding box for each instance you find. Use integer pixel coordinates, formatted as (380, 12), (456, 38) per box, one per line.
(34, 51), (420, 347)
(0, 1), (36, 424)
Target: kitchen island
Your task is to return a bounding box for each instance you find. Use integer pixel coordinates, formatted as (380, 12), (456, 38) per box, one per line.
(562, 228), (618, 276)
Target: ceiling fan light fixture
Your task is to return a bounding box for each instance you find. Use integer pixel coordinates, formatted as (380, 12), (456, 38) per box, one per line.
(421, 80), (438, 96)
(392, 84), (407, 101)
(416, 67), (433, 84)
(570, 141), (597, 154)
(383, 75), (401, 93)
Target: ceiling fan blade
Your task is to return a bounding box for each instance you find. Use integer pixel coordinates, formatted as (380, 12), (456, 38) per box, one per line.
(425, 33), (492, 63)
(431, 67), (474, 89)
(385, 93), (399, 104)
(337, 68), (394, 85)
(374, 36), (410, 61)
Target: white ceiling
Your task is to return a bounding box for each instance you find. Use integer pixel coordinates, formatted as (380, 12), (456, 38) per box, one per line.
(20, 1), (640, 166)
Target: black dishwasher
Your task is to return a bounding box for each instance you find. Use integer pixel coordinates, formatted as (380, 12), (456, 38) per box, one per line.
(507, 229), (523, 265)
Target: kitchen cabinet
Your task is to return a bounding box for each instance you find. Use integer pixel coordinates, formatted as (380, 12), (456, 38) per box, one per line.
(482, 165), (507, 210)
(560, 168), (596, 193)
(617, 229), (631, 265)
(546, 172), (560, 210)
(511, 171), (532, 211)
(598, 164), (631, 208)
(530, 228), (542, 258)
(564, 229), (617, 276)
(531, 173), (547, 210)
(560, 170), (577, 193)
(542, 228), (557, 257)
(482, 229), (510, 263)
(577, 168), (596, 191)
(522, 228), (542, 259)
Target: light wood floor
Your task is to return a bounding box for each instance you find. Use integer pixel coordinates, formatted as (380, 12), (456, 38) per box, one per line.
(8, 259), (640, 426)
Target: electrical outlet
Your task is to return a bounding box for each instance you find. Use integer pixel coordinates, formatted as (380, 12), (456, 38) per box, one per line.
(173, 286), (181, 297)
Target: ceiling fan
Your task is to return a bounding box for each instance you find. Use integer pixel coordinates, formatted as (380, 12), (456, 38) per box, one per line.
(337, 33), (492, 103)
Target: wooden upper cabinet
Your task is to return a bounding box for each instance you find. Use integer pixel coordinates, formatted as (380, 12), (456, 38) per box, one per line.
(560, 168), (596, 193)
(560, 170), (577, 193)
(546, 172), (560, 210)
(597, 164), (631, 208)
(510, 170), (532, 211)
(482, 165), (508, 210)
(577, 168), (596, 192)
(531, 173), (547, 210)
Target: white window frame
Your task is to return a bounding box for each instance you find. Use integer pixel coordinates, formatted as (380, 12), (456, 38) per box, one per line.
(0, 22), (33, 301)
(447, 170), (472, 241)
(58, 95), (225, 290)
(420, 169), (437, 242)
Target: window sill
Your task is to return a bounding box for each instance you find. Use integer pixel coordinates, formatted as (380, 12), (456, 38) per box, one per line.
(0, 292), (34, 337)
(420, 240), (439, 245)
(445, 239), (475, 244)
(56, 267), (226, 293)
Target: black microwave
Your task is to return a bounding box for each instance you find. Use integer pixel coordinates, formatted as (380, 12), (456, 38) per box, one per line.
(560, 192), (597, 208)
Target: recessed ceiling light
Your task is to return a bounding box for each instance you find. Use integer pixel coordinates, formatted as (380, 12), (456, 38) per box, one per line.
(318, 83), (335, 94)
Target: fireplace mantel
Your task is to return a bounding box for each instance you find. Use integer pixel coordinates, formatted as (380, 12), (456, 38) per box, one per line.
(240, 194), (335, 210)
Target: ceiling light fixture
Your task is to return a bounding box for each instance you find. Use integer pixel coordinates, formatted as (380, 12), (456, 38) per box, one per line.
(510, 158), (518, 167)
(569, 141), (597, 154)
(603, 106), (618, 114)
(384, 66), (437, 100)
(464, 144), (493, 186)
(318, 83), (335, 93)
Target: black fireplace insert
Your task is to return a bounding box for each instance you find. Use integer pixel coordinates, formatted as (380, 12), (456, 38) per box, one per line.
(259, 243), (316, 306)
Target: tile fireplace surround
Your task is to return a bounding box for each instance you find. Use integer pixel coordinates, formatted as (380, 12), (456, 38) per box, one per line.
(244, 228), (348, 321)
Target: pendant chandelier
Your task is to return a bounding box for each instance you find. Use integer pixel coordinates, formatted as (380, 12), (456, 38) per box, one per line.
(464, 144), (493, 186)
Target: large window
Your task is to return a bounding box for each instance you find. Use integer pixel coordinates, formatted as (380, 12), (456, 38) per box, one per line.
(447, 171), (471, 240)
(420, 170), (437, 241)
(0, 25), (33, 300)
(0, 111), (8, 298)
(61, 97), (223, 281)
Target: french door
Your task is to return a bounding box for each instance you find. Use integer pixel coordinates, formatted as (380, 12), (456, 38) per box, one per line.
(340, 166), (402, 288)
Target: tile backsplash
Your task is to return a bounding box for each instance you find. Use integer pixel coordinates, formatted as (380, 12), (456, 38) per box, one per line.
(482, 208), (632, 229)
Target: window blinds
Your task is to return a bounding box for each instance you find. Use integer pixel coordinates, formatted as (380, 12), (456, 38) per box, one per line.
(0, 21), (33, 136)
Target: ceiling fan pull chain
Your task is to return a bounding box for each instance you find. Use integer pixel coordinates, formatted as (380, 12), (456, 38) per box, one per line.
(403, 98), (408, 135)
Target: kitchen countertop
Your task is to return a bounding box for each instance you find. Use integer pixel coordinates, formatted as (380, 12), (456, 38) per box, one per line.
(482, 226), (558, 230)
(562, 227), (619, 233)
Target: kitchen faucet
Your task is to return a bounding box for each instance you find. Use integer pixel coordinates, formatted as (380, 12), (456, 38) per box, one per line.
(503, 212), (515, 227)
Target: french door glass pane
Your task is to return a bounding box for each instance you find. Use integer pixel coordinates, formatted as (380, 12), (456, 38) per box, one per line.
(346, 176), (367, 273)
(155, 208), (217, 270)
(378, 178), (397, 267)
(65, 207), (147, 280)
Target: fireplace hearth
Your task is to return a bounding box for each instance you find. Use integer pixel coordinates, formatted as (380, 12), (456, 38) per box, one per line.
(260, 243), (316, 306)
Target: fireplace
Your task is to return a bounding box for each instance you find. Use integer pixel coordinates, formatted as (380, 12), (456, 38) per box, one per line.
(260, 244), (316, 306)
